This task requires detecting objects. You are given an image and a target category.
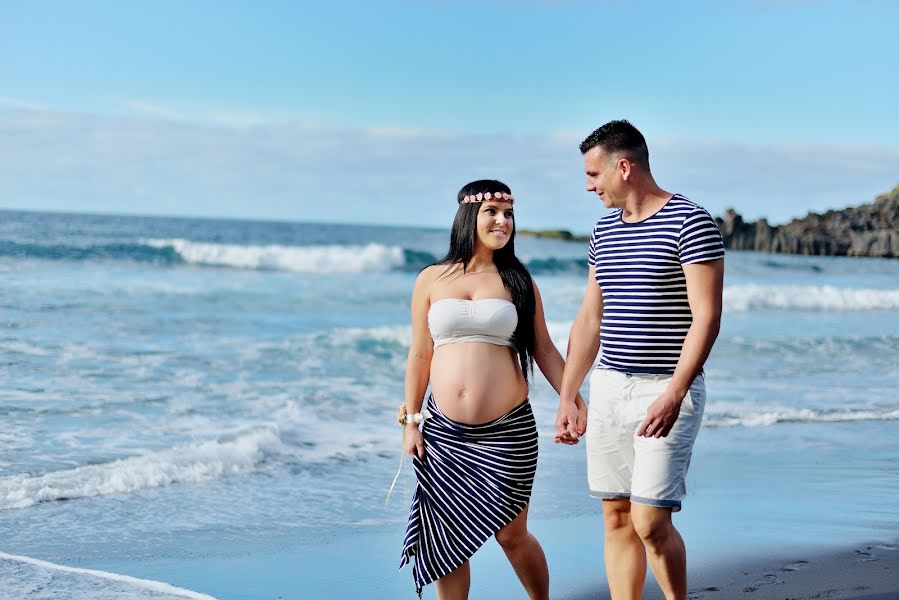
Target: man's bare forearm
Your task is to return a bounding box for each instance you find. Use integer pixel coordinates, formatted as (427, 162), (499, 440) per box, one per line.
(560, 312), (601, 404)
(667, 314), (720, 399)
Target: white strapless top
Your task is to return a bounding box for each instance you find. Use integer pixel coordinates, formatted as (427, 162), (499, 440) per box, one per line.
(428, 298), (517, 349)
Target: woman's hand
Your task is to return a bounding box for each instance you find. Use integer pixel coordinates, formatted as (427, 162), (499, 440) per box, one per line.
(404, 424), (425, 459)
(554, 394), (588, 445)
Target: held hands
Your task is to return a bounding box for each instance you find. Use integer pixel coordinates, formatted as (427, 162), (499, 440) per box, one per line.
(403, 423), (425, 459)
(554, 395), (587, 445)
(637, 388), (684, 438)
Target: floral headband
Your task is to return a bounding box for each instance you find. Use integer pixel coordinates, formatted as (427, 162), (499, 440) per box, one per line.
(460, 192), (515, 205)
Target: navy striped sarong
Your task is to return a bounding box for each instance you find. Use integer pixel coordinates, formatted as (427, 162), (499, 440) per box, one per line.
(399, 395), (538, 597)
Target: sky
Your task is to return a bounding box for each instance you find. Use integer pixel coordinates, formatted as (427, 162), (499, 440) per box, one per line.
(1, 0), (898, 232)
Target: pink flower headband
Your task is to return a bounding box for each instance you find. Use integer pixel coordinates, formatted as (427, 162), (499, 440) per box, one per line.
(460, 192), (515, 205)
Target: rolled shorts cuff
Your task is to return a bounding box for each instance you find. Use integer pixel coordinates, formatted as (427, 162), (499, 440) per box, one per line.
(589, 490), (631, 500)
(630, 495), (682, 510)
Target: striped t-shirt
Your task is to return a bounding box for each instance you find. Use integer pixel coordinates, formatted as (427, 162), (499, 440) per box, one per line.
(587, 194), (724, 374)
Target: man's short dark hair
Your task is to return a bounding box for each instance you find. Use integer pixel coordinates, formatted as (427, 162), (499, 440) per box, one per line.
(579, 119), (650, 169)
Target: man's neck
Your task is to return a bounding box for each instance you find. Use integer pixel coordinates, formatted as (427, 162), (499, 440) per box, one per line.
(620, 180), (672, 223)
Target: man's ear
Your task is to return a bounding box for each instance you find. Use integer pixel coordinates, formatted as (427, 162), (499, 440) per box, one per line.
(618, 157), (632, 181)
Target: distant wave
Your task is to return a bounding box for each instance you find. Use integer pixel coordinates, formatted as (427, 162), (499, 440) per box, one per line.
(720, 334), (899, 358)
(0, 551), (217, 599)
(327, 324), (413, 346)
(705, 406), (899, 428)
(724, 284), (899, 312)
(321, 325), (899, 361)
(5, 239), (898, 297)
(0, 237), (590, 274)
(524, 256), (588, 274)
(0, 428), (281, 510)
(144, 239), (589, 274)
(760, 258), (823, 272)
(0, 240), (181, 264)
(144, 239), (414, 273)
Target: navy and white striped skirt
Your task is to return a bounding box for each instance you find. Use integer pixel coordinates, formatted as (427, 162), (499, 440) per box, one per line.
(399, 395), (538, 597)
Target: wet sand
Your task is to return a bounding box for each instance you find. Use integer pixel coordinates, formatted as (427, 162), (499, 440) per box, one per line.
(78, 513), (898, 599)
(565, 540), (899, 600)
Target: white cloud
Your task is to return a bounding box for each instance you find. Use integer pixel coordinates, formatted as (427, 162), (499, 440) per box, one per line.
(0, 97), (46, 110)
(127, 101), (187, 121)
(0, 108), (896, 231)
(202, 111), (272, 128)
(126, 101), (275, 129)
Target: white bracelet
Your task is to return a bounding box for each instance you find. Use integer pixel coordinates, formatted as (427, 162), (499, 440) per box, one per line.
(405, 409), (432, 424)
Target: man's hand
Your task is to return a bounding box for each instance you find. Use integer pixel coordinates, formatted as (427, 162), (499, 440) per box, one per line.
(554, 396), (587, 444)
(636, 389), (684, 438)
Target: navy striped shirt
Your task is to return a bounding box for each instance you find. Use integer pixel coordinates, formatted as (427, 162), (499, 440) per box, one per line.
(587, 195), (724, 374)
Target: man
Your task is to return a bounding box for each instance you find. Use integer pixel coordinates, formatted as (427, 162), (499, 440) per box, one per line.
(555, 120), (724, 600)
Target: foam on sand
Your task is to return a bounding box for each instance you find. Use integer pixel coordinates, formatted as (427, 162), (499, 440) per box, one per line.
(0, 550), (217, 599)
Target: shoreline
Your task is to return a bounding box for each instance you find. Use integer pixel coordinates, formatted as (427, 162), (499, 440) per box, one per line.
(69, 515), (899, 600)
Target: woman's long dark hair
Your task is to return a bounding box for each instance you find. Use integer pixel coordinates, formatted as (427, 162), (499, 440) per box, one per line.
(433, 180), (536, 381)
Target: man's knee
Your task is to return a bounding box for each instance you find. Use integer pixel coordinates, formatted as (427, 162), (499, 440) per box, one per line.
(601, 499), (634, 533)
(630, 505), (673, 544)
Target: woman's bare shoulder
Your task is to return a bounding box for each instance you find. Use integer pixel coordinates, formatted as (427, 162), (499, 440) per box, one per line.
(417, 264), (441, 284)
(413, 264), (447, 297)
(418, 263), (459, 283)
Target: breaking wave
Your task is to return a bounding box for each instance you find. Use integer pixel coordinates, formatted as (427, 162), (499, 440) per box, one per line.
(0, 428), (281, 510)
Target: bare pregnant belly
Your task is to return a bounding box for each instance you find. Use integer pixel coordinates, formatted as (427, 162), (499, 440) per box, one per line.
(429, 343), (528, 424)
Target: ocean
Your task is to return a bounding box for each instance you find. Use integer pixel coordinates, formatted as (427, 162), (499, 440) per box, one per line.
(0, 209), (897, 599)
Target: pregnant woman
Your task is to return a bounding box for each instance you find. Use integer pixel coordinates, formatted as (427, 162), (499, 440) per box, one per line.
(398, 180), (586, 599)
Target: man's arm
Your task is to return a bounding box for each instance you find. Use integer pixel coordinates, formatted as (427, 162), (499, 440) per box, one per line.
(555, 266), (603, 441)
(637, 258), (724, 438)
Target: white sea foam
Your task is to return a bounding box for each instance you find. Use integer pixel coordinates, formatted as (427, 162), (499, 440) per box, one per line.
(0, 551), (216, 599)
(0, 428), (281, 510)
(328, 324), (413, 346)
(533, 282), (899, 314)
(143, 239), (406, 273)
(327, 321), (575, 349)
(724, 284), (899, 312)
(704, 406), (899, 428)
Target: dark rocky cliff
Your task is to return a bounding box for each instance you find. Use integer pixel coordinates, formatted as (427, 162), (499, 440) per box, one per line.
(715, 185), (899, 258)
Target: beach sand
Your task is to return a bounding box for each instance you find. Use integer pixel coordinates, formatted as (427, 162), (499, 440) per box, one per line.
(29, 421), (899, 600)
(80, 514), (898, 600)
(566, 541), (899, 600)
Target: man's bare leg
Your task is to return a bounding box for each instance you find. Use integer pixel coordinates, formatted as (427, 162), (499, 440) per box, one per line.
(602, 499), (647, 600)
(631, 503), (687, 600)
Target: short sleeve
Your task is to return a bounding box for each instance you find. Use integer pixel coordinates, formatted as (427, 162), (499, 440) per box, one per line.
(587, 226), (599, 267)
(678, 207), (725, 265)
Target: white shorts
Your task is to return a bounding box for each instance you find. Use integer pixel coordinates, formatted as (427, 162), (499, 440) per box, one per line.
(585, 368), (706, 511)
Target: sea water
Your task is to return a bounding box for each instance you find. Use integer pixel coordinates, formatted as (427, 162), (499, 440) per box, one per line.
(0, 209), (897, 599)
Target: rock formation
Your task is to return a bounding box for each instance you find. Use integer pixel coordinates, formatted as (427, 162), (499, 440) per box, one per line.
(715, 185), (899, 258)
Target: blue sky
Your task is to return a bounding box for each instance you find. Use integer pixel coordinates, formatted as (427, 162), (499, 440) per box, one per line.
(2, 0), (898, 231)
